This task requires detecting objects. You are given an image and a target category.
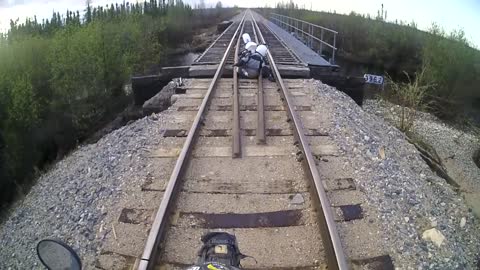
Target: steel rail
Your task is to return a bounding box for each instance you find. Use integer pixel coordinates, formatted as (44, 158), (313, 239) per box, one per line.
(137, 12), (247, 270)
(193, 18), (237, 65)
(250, 11), (349, 270)
(256, 19), (303, 66)
(249, 18), (266, 144)
(232, 17), (245, 158)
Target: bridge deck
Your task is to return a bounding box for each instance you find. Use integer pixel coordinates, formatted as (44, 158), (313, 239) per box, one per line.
(189, 11), (337, 78)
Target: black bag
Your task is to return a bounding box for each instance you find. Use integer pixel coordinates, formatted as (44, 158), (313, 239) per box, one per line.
(249, 53), (264, 72)
(197, 232), (245, 268)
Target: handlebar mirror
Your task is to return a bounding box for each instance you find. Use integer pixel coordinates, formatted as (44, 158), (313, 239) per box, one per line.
(37, 239), (82, 270)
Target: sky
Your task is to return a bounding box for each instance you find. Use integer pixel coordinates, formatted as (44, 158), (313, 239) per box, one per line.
(0, 0), (479, 47)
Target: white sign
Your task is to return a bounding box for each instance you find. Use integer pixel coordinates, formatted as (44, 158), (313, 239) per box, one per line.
(364, 74), (384, 85)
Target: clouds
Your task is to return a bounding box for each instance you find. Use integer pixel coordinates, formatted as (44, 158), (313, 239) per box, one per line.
(0, 0), (13, 7)
(2, 0), (70, 8)
(0, 0), (82, 8)
(0, 0), (83, 32)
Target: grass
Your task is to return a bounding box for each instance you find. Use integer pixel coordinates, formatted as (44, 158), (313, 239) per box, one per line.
(384, 65), (433, 133)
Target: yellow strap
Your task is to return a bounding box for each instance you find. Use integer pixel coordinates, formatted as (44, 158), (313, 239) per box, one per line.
(207, 264), (219, 270)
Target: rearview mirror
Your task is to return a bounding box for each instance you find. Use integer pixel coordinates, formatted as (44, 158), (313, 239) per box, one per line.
(37, 239), (82, 270)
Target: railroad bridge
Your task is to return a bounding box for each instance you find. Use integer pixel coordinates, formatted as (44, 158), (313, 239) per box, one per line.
(98, 10), (394, 270)
(189, 12), (337, 78)
(133, 11), (364, 107)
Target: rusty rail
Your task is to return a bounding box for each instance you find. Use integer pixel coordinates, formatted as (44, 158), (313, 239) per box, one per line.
(250, 11), (348, 270)
(232, 18), (245, 158)
(137, 12), (246, 270)
(250, 19), (266, 144)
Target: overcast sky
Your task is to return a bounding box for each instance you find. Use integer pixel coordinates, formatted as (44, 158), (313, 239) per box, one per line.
(1, 0), (479, 47)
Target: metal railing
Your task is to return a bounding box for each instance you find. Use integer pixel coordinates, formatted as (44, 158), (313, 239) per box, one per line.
(270, 13), (338, 64)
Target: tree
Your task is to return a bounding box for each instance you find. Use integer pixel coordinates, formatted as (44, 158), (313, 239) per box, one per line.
(215, 1), (222, 9)
(85, 0), (92, 23)
(0, 0), (239, 209)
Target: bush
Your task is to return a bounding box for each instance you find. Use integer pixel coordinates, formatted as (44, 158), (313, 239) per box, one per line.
(385, 66), (433, 132)
(259, 6), (423, 76)
(0, 36), (47, 202)
(421, 27), (480, 119)
(0, 2), (237, 208)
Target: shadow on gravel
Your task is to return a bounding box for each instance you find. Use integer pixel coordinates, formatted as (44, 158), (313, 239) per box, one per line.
(474, 148), (480, 169)
(405, 132), (460, 188)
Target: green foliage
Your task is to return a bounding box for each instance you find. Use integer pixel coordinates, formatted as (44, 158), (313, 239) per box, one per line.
(0, 2), (236, 208)
(259, 5), (480, 121)
(49, 20), (135, 132)
(385, 66), (433, 132)
(163, 3), (194, 45)
(0, 36), (47, 193)
(263, 6), (423, 75)
(421, 26), (480, 118)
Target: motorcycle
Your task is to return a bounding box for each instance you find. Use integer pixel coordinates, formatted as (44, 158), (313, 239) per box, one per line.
(37, 232), (244, 270)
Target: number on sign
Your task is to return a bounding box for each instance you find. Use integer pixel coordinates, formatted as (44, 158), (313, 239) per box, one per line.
(364, 74), (384, 85)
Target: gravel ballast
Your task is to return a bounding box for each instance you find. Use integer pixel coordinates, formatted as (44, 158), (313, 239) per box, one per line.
(364, 99), (480, 218)
(0, 111), (171, 269)
(310, 80), (480, 268)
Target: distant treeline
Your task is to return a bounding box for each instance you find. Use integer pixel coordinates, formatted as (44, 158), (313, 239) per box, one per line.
(258, 4), (480, 119)
(0, 1), (236, 209)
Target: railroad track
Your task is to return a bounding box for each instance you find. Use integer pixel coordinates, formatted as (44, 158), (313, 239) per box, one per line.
(137, 10), (347, 270)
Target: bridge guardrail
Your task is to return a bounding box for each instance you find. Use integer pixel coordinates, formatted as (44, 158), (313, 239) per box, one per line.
(270, 13), (338, 63)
